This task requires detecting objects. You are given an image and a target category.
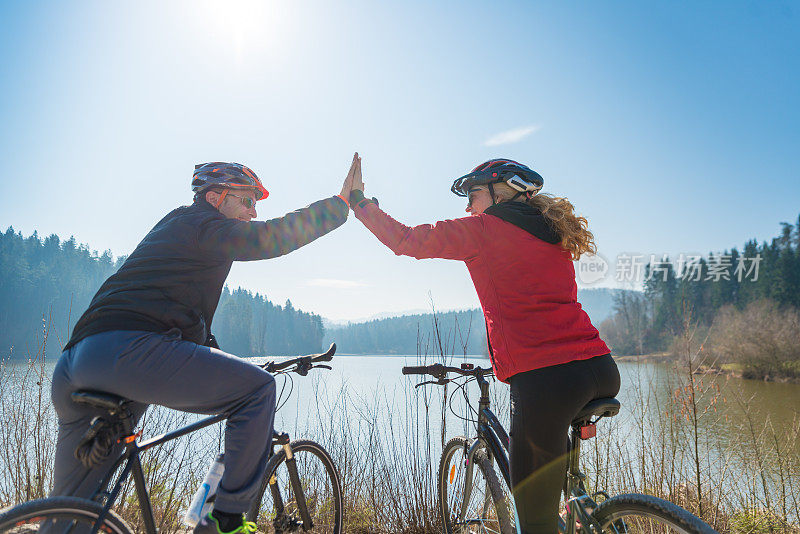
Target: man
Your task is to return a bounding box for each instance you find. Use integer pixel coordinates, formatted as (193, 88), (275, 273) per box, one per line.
(50, 155), (357, 534)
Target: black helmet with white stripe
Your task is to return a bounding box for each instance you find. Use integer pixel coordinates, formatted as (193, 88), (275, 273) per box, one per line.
(451, 159), (543, 199)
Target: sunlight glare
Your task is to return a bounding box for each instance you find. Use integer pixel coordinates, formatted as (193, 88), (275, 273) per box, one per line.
(198, 0), (285, 65)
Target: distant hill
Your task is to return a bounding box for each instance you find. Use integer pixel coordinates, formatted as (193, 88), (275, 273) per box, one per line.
(321, 309), (429, 329)
(325, 309), (486, 356)
(324, 289), (627, 355)
(577, 288), (626, 324)
(1, 226), (632, 360)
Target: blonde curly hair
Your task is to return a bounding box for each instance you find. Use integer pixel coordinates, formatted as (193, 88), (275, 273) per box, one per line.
(492, 184), (597, 260)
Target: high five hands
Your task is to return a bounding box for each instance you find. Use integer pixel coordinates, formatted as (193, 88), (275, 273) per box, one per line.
(339, 152), (365, 202)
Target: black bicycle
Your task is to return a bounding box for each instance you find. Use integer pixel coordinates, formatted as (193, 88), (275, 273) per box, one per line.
(0, 344), (343, 534)
(402, 362), (718, 534)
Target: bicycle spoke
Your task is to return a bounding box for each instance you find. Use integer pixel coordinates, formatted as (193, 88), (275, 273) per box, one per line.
(440, 438), (511, 534)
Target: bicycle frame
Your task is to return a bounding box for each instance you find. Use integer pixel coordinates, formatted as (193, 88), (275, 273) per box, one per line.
(561, 426), (605, 534)
(465, 373), (511, 479)
(457, 373), (603, 534)
(49, 346), (338, 534)
(455, 372), (513, 527)
(88, 411), (228, 534)
(86, 411), (315, 534)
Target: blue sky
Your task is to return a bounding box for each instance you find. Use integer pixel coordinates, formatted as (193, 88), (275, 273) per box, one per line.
(1, 1), (798, 321)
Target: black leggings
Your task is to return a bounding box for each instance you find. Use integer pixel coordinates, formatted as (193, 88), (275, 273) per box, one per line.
(509, 354), (620, 534)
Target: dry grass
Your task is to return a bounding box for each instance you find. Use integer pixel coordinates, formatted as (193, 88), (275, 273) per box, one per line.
(707, 300), (800, 381)
(1, 313), (799, 533)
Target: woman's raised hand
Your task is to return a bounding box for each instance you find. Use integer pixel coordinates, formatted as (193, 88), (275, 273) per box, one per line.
(353, 155), (364, 193)
(340, 152), (359, 199)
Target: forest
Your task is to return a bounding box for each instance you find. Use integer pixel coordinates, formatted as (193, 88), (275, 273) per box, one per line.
(5, 213), (799, 373)
(0, 227), (324, 359)
(0, 227), (619, 360)
(600, 214), (800, 379)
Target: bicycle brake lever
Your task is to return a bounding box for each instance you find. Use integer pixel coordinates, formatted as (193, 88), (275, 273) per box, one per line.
(313, 364), (332, 370)
(262, 361), (276, 373)
(296, 360), (314, 376)
(415, 378), (449, 388)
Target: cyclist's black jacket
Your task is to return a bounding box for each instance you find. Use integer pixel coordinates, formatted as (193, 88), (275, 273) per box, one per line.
(64, 195), (349, 351)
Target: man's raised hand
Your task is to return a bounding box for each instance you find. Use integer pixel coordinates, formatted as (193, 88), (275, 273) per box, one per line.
(340, 152), (359, 199)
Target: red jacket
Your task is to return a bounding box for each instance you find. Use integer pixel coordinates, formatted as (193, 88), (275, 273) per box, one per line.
(353, 200), (610, 383)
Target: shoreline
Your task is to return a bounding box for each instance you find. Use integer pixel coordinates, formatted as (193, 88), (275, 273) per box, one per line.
(613, 354), (800, 384)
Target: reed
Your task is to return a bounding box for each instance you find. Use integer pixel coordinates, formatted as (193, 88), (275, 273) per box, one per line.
(1, 313), (798, 533)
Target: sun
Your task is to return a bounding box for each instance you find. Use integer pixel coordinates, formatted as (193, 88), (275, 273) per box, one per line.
(196, 0), (288, 65)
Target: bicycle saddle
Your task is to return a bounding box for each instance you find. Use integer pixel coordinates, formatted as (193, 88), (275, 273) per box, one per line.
(71, 390), (133, 415)
(572, 397), (620, 426)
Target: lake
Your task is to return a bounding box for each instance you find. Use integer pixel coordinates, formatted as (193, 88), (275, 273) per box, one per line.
(4, 354), (799, 450)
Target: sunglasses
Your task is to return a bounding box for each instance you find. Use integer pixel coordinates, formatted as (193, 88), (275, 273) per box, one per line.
(226, 193), (257, 209)
(467, 188), (488, 207)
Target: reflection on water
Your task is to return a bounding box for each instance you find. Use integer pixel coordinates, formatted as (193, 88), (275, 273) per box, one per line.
(616, 360), (800, 452)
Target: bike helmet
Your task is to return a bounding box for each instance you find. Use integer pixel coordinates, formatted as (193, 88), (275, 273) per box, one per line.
(192, 162), (269, 200)
(451, 159), (543, 200)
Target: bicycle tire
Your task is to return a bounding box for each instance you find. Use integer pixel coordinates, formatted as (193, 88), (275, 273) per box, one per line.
(247, 439), (342, 533)
(438, 436), (514, 534)
(0, 496), (133, 534)
(591, 493), (719, 534)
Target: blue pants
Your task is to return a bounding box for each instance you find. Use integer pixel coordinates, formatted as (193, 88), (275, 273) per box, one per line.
(50, 329), (276, 514)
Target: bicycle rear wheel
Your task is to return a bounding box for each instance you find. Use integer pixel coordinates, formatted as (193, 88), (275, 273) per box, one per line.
(0, 497), (132, 534)
(591, 493), (718, 534)
(438, 436), (514, 534)
(247, 439), (342, 534)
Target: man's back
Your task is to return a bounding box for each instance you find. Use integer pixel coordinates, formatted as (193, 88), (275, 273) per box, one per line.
(65, 200), (233, 350)
(50, 156), (359, 534)
(65, 194), (349, 350)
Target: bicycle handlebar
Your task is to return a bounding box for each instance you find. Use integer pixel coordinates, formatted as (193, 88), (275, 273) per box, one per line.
(401, 362), (492, 380)
(262, 343), (336, 374)
(401, 365), (435, 376)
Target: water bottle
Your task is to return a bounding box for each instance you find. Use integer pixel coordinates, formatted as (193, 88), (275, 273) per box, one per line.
(183, 453), (225, 527)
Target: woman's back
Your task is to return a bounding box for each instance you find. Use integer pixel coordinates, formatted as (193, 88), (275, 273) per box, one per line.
(465, 210), (609, 382)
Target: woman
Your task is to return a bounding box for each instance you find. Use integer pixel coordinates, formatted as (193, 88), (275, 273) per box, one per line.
(349, 157), (620, 534)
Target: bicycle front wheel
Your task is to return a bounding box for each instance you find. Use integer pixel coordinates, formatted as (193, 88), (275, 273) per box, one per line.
(0, 497), (133, 534)
(247, 439), (342, 534)
(438, 436), (514, 534)
(592, 493), (718, 534)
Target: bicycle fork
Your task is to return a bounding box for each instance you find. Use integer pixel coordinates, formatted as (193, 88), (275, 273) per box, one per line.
(457, 377), (499, 528)
(458, 440), (481, 523)
(270, 433), (313, 532)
